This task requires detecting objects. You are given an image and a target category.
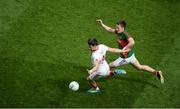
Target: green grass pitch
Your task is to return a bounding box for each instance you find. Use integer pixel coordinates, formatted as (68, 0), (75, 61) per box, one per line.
(0, 0), (180, 107)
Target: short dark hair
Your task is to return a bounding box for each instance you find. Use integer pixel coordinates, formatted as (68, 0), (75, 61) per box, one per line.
(116, 20), (126, 28)
(88, 38), (98, 46)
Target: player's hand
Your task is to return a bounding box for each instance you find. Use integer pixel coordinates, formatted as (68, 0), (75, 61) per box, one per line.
(122, 48), (130, 53)
(121, 48), (131, 58)
(96, 19), (103, 24)
(122, 47), (131, 52)
(86, 69), (91, 74)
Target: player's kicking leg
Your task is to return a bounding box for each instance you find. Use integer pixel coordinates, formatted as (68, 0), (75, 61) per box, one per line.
(131, 58), (164, 84)
(87, 72), (101, 93)
(87, 79), (100, 93)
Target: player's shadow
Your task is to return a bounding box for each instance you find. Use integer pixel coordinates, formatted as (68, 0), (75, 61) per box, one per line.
(77, 78), (91, 92)
(122, 77), (158, 88)
(107, 75), (158, 88)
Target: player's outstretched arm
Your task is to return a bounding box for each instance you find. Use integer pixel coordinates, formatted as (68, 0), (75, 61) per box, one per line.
(108, 47), (127, 54)
(96, 19), (115, 33)
(87, 60), (99, 74)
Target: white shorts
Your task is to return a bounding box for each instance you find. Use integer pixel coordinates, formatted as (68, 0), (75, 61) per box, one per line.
(89, 70), (110, 80)
(109, 53), (136, 67)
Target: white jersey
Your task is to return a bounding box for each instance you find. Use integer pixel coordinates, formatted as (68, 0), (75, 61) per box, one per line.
(91, 44), (110, 74)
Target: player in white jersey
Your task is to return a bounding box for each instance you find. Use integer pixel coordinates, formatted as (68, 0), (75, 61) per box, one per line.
(87, 38), (127, 93)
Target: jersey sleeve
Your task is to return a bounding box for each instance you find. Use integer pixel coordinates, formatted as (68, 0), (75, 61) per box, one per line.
(101, 44), (109, 52)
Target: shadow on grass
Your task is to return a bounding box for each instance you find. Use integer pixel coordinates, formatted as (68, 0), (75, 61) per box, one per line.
(118, 76), (158, 88)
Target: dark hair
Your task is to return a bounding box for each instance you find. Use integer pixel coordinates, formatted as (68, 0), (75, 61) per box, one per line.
(88, 38), (98, 46)
(116, 20), (126, 28)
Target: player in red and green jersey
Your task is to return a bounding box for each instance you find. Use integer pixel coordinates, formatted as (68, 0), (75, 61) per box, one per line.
(96, 19), (164, 84)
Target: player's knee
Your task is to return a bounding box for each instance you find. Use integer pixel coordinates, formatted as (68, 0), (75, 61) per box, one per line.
(136, 65), (143, 70)
(109, 63), (113, 67)
(109, 63), (116, 68)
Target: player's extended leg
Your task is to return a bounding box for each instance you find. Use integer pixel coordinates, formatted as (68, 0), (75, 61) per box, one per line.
(131, 58), (164, 83)
(109, 57), (127, 75)
(87, 76), (100, 93)
(89, 80), (98, 89)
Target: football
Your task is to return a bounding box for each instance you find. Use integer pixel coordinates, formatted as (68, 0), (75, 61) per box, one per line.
(69, 81), (79, 91)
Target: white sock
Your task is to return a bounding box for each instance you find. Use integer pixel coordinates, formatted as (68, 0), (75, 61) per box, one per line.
(96, 87), (100, 90)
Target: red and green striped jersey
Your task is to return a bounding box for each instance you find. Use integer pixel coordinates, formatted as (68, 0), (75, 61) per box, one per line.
(115, 31), (134, 58)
